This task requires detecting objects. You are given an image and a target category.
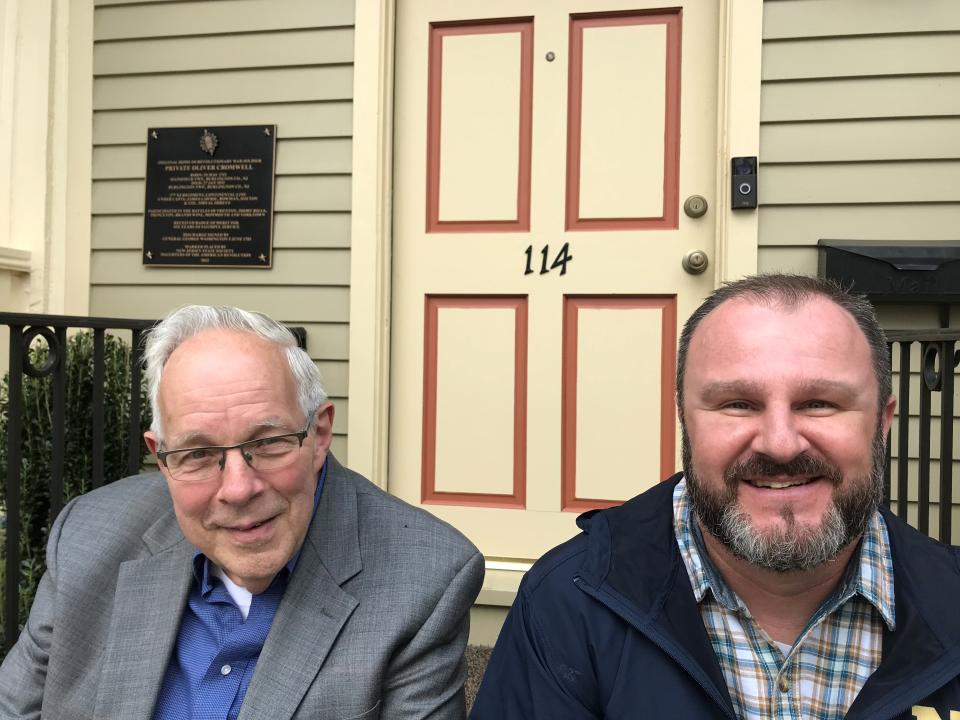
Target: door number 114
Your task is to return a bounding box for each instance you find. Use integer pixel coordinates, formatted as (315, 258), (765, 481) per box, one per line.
(524, 242), (573, 276)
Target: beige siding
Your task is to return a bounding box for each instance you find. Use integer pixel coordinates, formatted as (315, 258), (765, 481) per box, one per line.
(91, 0), (354, 456)
(758, 0), (960, 287)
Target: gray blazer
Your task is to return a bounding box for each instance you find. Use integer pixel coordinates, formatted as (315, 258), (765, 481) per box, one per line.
(0, 455), (484, 719)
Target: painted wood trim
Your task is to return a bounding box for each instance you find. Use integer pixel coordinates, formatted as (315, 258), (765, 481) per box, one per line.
(421, 295), (527, 508)
(561, 295), (677, 511)
(713, 0), (762, 283)
(348, 0), (396, 481)
(564, 10), (681, 231)
(425, 19), (533, 233)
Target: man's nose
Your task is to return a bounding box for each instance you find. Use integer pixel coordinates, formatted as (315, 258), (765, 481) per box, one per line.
(216, 446), (263, 502)
(751, 405), (810, 464)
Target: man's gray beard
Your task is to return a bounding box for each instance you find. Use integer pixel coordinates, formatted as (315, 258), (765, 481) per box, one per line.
(683, 425), (886, 573)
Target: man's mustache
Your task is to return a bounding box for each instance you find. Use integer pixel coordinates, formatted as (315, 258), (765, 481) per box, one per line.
(723, 453), (843, 487)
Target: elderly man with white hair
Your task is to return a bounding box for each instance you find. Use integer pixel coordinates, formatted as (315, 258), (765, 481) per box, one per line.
(0, 304), (483, 720)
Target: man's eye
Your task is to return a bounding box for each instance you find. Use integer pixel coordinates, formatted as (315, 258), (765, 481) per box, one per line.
(253, 436), (284, 448)
(186, 448), (217, 461)
(722, 401), (752, 411)
(250, 436), (296, 453)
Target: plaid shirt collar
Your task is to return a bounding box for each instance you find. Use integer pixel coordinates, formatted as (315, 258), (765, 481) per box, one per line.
(673, 476), (896, 632)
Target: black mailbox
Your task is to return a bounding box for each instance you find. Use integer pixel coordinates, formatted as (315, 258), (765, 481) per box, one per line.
(817, 240), (960, 303)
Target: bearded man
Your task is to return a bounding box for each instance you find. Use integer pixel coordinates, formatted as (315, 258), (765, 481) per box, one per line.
(472, 274), (960, 719)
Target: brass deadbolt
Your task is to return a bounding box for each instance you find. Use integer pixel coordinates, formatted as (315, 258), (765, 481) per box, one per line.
(683, 195), (708, 218)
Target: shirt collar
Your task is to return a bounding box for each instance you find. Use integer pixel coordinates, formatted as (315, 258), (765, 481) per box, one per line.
(192, 458), (328, 595)
(673, 475), (896, 630)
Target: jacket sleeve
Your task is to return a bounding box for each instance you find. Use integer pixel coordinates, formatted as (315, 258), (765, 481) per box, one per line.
(0, 497), (77, 719)
(381, 549), (485, 719)
(470, 585), (600, 719)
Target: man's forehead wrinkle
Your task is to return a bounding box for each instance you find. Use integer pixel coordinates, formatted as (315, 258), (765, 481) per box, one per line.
(699, 379), (762, 398)
(698, 377), (862, 399)
(168, 429), (216, 448)
(796, 377), (863, 394)
(164, 403), (297, 441)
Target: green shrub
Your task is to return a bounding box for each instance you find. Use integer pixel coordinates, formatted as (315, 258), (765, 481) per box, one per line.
(0, 330), (152, 640)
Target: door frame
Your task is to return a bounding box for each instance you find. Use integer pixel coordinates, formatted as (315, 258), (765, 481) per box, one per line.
(347, 0), (762, 485)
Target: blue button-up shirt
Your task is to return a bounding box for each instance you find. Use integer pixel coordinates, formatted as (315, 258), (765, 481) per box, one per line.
(153, 463), (326, 720)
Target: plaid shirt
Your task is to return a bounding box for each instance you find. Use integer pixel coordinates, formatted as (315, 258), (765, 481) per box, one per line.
(673, 478), (895, 720)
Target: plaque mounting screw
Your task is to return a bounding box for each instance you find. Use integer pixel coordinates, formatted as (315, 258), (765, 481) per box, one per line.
(151, 130), (158, 140)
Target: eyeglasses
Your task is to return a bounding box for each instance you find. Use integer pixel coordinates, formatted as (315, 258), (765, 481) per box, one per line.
(157, 420), (311, 483)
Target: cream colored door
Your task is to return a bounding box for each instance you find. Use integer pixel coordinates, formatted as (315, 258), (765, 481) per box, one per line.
(390, 1), (719, 563)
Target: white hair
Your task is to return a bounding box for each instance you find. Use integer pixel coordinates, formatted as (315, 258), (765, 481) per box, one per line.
(143, 305), (326, 440)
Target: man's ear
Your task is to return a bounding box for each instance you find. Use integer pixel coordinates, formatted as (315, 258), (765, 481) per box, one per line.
(881, 394), (896, 437)
(311, 402), (335, 465)
(144, 430), (160, 457)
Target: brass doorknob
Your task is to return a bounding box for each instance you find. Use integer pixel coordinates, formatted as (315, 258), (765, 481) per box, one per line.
(682, 249), (709, 275)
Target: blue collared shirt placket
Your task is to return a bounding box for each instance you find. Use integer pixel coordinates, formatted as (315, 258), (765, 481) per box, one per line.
(152, 462), (327, 720)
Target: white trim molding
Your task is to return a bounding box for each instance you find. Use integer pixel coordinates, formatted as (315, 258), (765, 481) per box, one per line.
(0, 0), (93, 315)
(347, 0), (396, 484)
(0, 246), (31, 273)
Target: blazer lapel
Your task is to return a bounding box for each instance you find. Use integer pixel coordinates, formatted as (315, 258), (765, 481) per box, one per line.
(238, 455), (362, 720)
(94, 509), (193, 719)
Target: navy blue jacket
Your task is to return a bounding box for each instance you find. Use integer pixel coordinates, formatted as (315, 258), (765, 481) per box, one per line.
(472, 475), (960, 719)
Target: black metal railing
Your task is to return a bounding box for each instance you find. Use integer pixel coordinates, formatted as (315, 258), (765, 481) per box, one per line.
(0, 312), (307, 652)
(884, 329), (959, 543)
(1, 313), (154, 651)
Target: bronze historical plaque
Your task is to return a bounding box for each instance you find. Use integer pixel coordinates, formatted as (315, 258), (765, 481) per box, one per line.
(143, 125), (277, 267)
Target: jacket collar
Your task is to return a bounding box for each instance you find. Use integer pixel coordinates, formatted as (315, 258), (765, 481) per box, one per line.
(238, 452), (362, 720)
(94, 484), (194, 719)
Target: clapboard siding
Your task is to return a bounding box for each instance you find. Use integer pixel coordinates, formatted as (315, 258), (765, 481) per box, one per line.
(762, 34), (960, 80)
(91, 0), (355, 457)
(90, 285), (349, 324)
(761, 76), (960, 123)
(756, 246), (817, 275)
(96, 0), (184, 6)
(94, 103), (353, 144)
(94, 28), (354, 75)
(762, 0), (960, 39)
(94, 0), (354, 40)
(94, 67), (353, 110)
(761, 162), (960, 205)
(761, 119), (960, 163)
(758, 1), (960, 276)
(758, 204), (960, 247)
